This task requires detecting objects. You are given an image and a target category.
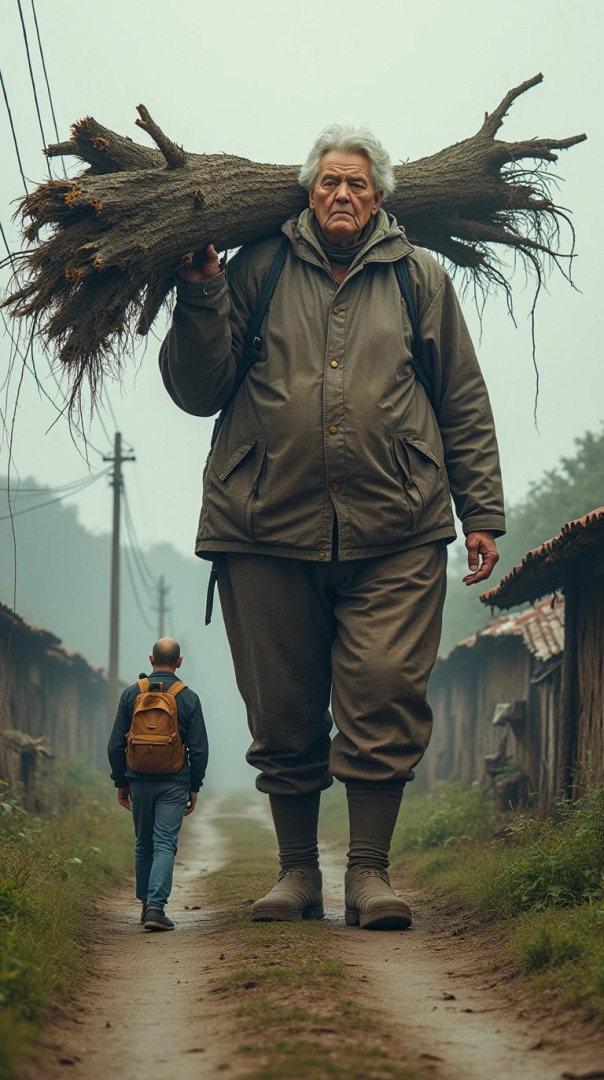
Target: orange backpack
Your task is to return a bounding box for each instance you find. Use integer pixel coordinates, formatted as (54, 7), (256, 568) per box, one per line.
(125, 678), (187, 774)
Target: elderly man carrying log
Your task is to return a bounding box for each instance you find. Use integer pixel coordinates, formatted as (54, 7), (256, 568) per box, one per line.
(160, 125), (505, 929)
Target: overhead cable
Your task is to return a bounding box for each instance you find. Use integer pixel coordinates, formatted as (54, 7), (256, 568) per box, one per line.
(0, 471), (105, 493)
(122, 489), (157, 589)
(29, 0), (67, 177)
(0, 304), (108, 457)
(0, 467), (110, 520)
(0, 68), (29, 195)
(15, 0), (52, 178)
(123, 543), (156, 632)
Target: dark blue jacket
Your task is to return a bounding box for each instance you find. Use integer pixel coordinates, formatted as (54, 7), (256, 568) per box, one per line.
(107, 669), (209, 792)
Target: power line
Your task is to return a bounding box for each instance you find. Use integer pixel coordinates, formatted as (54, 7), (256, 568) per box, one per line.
(0, 68), (29, 195)
(123, 543), (156, 633)
(0, 471), (104, 493)
(122, 489), (157, 588)
(104, 390), (121, 434)
(125, 528), (157, 594)
(0, 305), (108, 457)
(0, 44), (115, 461)
(100, 390), (135, 454)
(0, 467), (110, 520)
(15, 0), (52, 178)
(29, 0), (67, 177)
(1, 206), (112, 458)
(93, 399), (117, 451)
(0, 222), (15, 267)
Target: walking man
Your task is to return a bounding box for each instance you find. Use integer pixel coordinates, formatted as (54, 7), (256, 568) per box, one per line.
(160, 124), (505, 928)
(108, 637), (209, 930)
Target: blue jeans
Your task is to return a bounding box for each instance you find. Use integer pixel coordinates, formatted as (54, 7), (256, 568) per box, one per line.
(130, 779), (189, 909)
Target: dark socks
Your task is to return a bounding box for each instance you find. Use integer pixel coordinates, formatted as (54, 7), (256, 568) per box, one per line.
(269, 791), (321, 871)
(346, 781), (404, 871)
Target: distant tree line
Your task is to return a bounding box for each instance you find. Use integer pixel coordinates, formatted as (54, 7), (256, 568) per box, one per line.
(441, 427), (604, 652)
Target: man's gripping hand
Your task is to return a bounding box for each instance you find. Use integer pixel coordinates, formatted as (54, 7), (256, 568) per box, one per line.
(184, 792), (197, 817)
(463, 531), (499, 586)
(179, 244), (221, 283)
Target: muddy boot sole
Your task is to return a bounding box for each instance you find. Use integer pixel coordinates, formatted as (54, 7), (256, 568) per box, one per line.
(345, 904), (412, 930)
(252, 904), (325, 922)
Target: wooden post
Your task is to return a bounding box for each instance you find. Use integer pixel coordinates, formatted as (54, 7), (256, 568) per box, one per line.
(103, 432), (135, 732)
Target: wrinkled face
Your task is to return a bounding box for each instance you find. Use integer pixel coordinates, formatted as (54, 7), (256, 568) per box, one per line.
(309, 150), (383, 248)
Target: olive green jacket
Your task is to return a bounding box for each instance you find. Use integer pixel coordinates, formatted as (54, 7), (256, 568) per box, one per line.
(160, 209), (505, 561)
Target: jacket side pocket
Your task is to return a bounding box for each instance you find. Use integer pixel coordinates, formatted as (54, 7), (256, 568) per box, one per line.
(392, 433), (445, 533)
(218, 435), (267, 540)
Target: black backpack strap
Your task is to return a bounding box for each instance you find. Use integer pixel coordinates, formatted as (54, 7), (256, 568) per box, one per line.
(393, 257), (434, 407)
(211, 236), (290, 448)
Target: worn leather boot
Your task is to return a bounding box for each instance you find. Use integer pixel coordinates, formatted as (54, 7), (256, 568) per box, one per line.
(251, 868), (324, 922)
(345, 868), (412, 930)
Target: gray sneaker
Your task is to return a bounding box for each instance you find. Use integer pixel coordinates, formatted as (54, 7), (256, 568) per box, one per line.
(143, 906), (175, 931)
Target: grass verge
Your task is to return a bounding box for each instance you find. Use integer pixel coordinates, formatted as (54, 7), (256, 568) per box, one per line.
(0, 760), (133, 1079)
(206, 810), (418, 1080)
(322, 779), (604, 1028)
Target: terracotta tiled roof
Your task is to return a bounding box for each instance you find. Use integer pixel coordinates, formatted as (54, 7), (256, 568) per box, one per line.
(0, 601), (105, 677)
(480, 506), (604, 611)
(438, 594), (564, 666)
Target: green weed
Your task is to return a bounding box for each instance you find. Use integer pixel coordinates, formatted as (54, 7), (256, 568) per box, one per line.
(383, 778), (604, 1026)
(392, 781), (493, 854)
(0, 761), (132, 1078)
(246, 1039), (418, 1079)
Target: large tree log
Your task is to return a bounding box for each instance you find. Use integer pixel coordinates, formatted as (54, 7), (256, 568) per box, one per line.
(1, 74), (586, 409)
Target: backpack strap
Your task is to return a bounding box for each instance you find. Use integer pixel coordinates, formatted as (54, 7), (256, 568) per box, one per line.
(211, 236), (290, 448)
(393, 257), (433, 407)
(167, 681), (187, 697)
(137, 678), (150, 693)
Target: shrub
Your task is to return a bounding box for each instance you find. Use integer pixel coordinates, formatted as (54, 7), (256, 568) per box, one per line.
(392, 781), (493, 856)
(0, 764), (132, 1078)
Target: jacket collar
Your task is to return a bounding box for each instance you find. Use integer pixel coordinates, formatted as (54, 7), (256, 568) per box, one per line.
(282, 208), (414, 270)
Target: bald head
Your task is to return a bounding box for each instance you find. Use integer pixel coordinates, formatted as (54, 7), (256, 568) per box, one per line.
(150, 637), (182, 670)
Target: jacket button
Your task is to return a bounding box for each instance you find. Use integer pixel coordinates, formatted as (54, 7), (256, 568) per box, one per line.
(330, 484), (340, 493)
(333, 305), (341, 314)
(318, 551), (327, 560)
(329, 426), (338, 435)
(329, 360), (339, 369)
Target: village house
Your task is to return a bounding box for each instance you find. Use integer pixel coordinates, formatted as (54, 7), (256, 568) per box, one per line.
(425, 596), (564, 812)
(425, 506), (604, 815)
(481, 506), (604, 802)
(0, 602), (110, 801)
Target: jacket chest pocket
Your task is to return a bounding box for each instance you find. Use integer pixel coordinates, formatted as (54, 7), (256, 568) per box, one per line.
(218, 436), (267, 539)
(392, 433), (446, 532)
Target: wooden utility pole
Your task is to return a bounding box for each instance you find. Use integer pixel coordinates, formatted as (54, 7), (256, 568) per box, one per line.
(103, 432), (135, 730)
(154, 575), (171, 638)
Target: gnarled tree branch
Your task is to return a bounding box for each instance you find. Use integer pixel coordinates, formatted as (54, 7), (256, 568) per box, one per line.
(2, 77), (587, 414)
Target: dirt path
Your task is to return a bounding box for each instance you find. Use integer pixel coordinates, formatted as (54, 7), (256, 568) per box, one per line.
(26, 801), (250, 1080)
(26, 797), (604, 1080)
(321, 839), (604, 1080)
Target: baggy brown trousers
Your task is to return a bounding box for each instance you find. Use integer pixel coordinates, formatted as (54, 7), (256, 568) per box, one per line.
(217, 542), (448, 795)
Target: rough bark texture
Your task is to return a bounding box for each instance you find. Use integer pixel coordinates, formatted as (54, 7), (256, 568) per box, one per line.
(1, 74), (586, 409)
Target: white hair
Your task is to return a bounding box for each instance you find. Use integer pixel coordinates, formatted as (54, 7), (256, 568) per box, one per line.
(298, 123), (396, 199)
